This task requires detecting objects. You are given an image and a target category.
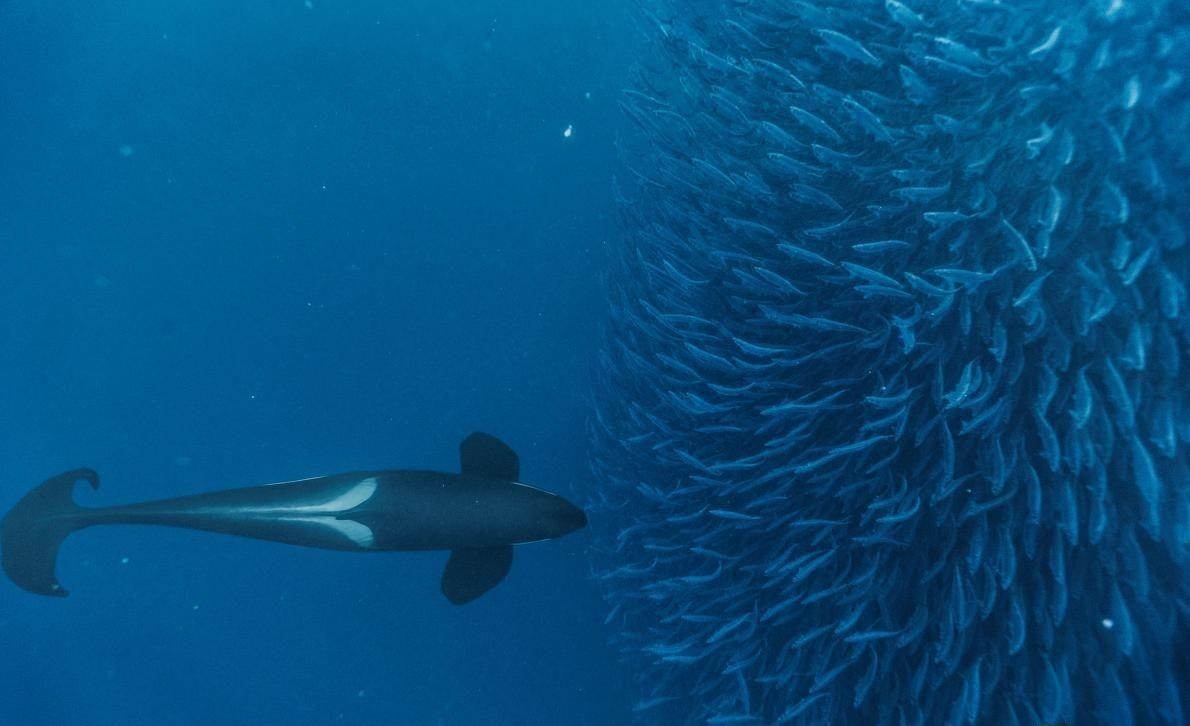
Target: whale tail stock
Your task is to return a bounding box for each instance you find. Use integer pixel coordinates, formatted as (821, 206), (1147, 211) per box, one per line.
(2, 468), (99, 597)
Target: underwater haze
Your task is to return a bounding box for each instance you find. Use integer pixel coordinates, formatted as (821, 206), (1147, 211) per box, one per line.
(1, 0), (629, 724)
(4, 0), (1189, 725)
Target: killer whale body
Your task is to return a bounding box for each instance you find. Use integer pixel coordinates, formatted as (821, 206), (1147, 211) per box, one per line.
(1, 432), (587, 605)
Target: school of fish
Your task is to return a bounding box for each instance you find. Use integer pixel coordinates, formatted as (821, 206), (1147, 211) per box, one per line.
(589, 1), (1188, 723)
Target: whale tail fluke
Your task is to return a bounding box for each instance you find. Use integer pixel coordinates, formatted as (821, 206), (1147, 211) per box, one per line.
(2, 468), (99, 597)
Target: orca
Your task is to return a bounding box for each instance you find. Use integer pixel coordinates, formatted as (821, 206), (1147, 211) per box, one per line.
(1, 432), (587, 604)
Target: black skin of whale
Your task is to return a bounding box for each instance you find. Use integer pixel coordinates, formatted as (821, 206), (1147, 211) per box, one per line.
(1, 433), (587, 604)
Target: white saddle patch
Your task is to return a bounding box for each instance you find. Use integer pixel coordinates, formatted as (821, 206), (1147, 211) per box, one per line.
(248, 477), (379, 548)
(290, 477), (379, 514)
(302, 477), (378, 547)
(309, 517), (375, 548)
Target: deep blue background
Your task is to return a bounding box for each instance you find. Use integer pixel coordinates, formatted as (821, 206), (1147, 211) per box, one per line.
(0, 1), (629, 723)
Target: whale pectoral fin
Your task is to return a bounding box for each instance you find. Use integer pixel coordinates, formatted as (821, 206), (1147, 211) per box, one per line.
(459, 432), (519, 481)
(440, 545), (513, 605)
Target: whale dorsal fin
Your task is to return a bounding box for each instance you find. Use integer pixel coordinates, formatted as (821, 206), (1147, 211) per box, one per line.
(441, 546), (513, 605)
(459, 432), (519, 481)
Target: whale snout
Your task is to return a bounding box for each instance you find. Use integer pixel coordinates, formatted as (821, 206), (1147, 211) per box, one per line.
(555, 497), (588, 535)
(533, 493), (587, 540)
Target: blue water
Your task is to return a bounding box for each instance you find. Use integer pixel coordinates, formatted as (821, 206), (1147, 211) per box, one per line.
(5, 1), (1189, 725)
(1, 1), (629, 724)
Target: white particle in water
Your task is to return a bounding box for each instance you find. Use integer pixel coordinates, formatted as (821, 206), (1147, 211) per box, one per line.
(563, 124), (573, 138)
(1102, 618), (1114, 629)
